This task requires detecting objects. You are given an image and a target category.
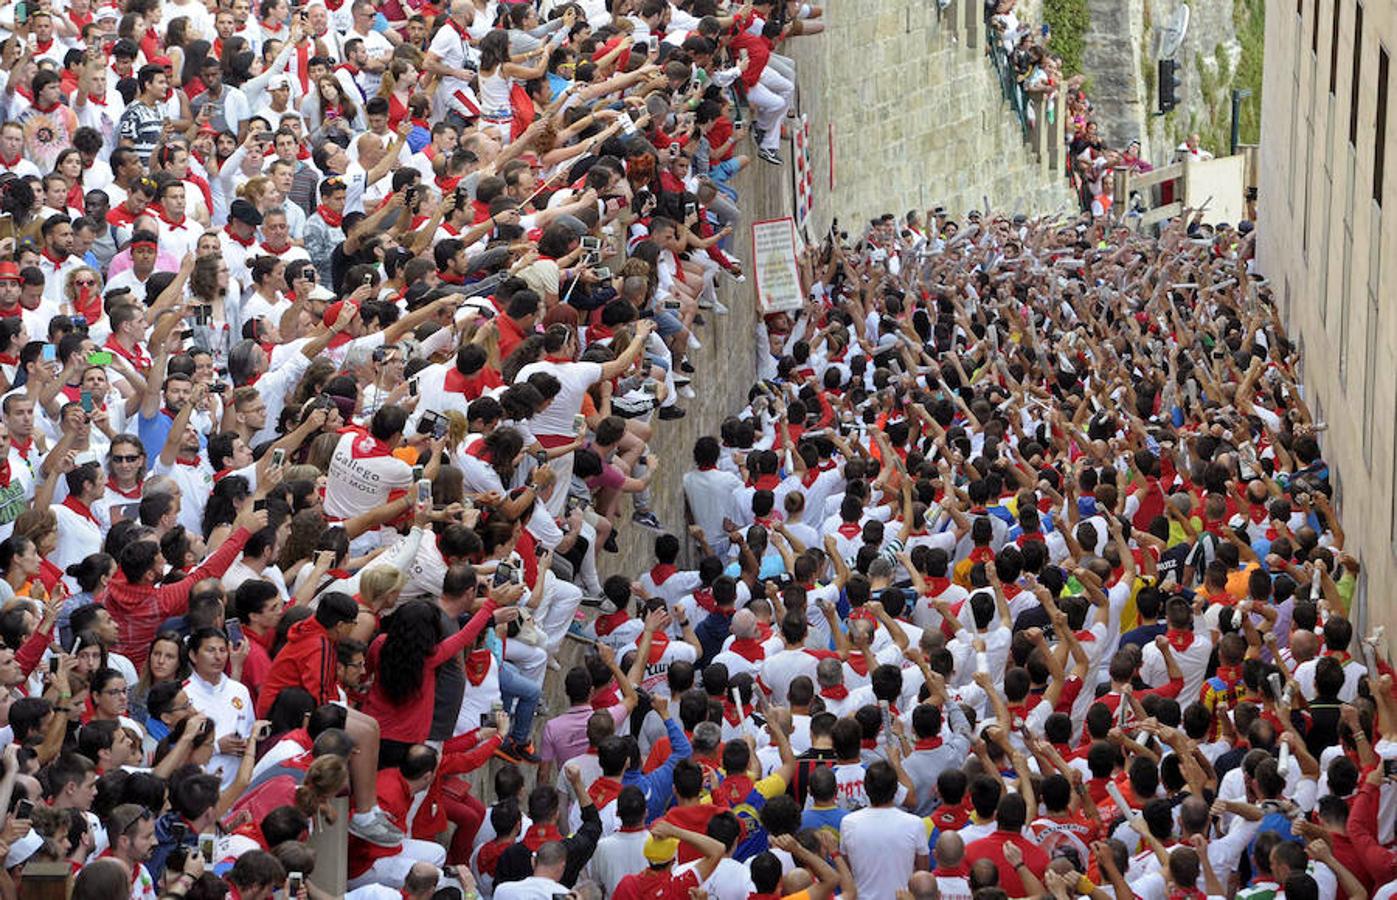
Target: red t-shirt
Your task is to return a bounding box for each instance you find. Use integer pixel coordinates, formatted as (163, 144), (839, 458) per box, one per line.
(964, 830), (1050, 896)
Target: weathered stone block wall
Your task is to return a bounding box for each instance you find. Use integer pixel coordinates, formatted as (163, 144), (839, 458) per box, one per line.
(787, 0), (1075, 235)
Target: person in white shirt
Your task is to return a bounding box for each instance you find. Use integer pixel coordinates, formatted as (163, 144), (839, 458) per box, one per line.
(586, 786), (651, 895)
(1140, 595), (1216, 705)
(491, 841), (572, 900)
(840, 760), (928, 899)
(682, 436), (745, 557)
(517, 321), (653, 518)
(323, 405), (425, 552)
(1293, 616), (1367, 702)
(182, 626), (258, 790)
(50, 461), (106, 584)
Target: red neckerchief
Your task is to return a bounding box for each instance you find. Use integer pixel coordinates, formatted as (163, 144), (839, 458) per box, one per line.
(465, 648), (492, 685)
(749, 472), (781, 491)
(722, 699), (751, 726)
(260, 240), (290, 255)
(1165, 628), (1195, 652)
(691, 586), (717, 614)
(836, 521), (862, 539)
(158, 206), (187, 229)
(441, 363), (502, 399)
(0, 459), (11, 489)
(344, 427), (393, 460)
(436, 173), (462, 194)
(61, 495), (98, 524)
(74, 284), (102, 325)
(316, 204), (344, 228)
(588, 776), (623, 809)
(819, 684), (849, 701)
(522, 823), (562, 852)
(594, 607), (630, 637)
(0, 150), (20, 168)
(175, 455), (203, 467)
(213, 466), (237, 483)
(224, 226), (255, 247)
(104, 334), (151, 371)
(713, 772), (754, 809)
(914, 737), (944, 751)
(727, 637), (765, 662)
(1324, 648), (1354, 665)
(1016, 531), (1045, 547)
(106, 479), (141, 500)
(923, 575), (953, 596)
(0, 353), (15, 365)
(41, 247), (68, 267)
(969, 546), (995, 564)
(438, 271), (465, 285)
(10, 435), (32, 461)
(33, 40), (55, 57)
(650, 563), (677, 585)
(646, 631), (670, 664)
(843, 653), (869, 677)
(932, 798), (970, 830)
(1168, 888), (1205, 900)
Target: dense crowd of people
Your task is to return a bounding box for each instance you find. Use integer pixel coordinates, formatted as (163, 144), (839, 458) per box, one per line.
(0, 0), (1383, 899)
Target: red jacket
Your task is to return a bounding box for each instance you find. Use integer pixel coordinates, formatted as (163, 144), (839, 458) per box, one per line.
(107, 527), (251, 669)
(256, 617), (339, 717)
(238, 625), (275, 706)
(965, 830), (1050, 896)
(359, 598), (497, 743)
(1348, 776), (1397, 888)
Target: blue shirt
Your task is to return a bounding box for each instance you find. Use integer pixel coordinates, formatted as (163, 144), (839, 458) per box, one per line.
(623, 717), (692, 822)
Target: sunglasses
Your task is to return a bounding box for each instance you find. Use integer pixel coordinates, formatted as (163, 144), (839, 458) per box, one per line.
(75, 280), (97, 287)
(110, 454), (142, 463)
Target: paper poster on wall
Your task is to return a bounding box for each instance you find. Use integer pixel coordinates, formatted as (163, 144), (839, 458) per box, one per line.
(751, 217), (802, 313)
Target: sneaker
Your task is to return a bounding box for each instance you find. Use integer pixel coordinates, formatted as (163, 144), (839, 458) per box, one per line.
(757, 148), (782, 165)
(603, 531), (620, 553)
(659, 406), (687, 420)
(673, 373), (692, 386)
(752, 127), (766, 145)
(698, 297), (713, 309)
(679, 385), (697, 400)
(687, 334), (703, 351)
(495, 737), (541, 764)
(679, 359), (695, 374)
(579, 595), (609, 609)
(711, 299), (729, 315)
(693, 314), (707, 327)
(633, 510), (663, 530)
(349, 811), (405, 847)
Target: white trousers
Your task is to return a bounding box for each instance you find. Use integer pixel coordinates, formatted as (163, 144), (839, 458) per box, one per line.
(346, 838), (446, 891)
(750, 67), (794, 151)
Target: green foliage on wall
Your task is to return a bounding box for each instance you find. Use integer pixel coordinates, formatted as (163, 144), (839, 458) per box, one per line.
(1044, 0), (1090, 77)
(1232, 0), (1265, 144)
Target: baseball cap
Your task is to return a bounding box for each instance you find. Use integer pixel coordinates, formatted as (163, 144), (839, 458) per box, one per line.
(229, 199), (263, 227)
(642, 834), (679, 865)
(269, 74), (291, 91)
(150, 55), (173, 69)
(323, 300), (358, 329)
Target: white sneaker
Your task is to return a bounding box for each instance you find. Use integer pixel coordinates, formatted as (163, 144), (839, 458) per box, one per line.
(687, 334), (702, 350)
(679, 385), (697, 399)
(711, 300), (729, 315)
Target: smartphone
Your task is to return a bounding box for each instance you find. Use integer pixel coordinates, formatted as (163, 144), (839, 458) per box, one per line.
(41, 344), (56, 362)
(253, 499), (267, 513)
(591, 266), (611, 279)
(225, 618), (244, 646)
(362, 273), (374, 287)
(271, 448), (285, 468)
(198, 833), (215, 864)
(209, 382), (228, 394)
(480, 712), (492, 729)
(257, 722), (272, 740)
(416, 478), (432, 505)
(170, 822), (188, 843)
(532, 450), (548, 466)
(432, 416), (448, 440)
(662, 300), (682, 311)
(288, 872), (303, 895)
(14, 1), (27, 24)
(408, 380), (418, 397)
(417, 411), (440, 436)
(179, 329), (194, 340)
(48, 655), (58, 675)
(493, 562), (515, 587)
(580, 235), (600, 251)
(642, 381), (658, 396)
(86, 350), (113, 365)
(118, 502), (141, 522)
(573, 414), (586, 433)
(685, 202), (697, 220)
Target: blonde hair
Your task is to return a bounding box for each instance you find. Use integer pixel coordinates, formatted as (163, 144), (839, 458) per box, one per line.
(359, 565), (407, 609)
(294, 755), (349, 815)
(63, 266), (102, 301)
(236, 176), (273, 205)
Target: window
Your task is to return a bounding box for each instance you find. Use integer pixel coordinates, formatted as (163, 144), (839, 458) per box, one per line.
(1351, 4), (1364, 145)
(1329, 0), (1341, 94)
(1378, 47), (1390, 204)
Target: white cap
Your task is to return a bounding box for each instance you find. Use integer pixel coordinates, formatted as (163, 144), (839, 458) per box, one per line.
(269, 74), (291, 91)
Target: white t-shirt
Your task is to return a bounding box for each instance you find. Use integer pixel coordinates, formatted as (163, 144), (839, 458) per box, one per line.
(516, 359), (603, 439)
(183, 670), (255, 789)
(323, 429), (414, 522)
(840, 805), (926, 900)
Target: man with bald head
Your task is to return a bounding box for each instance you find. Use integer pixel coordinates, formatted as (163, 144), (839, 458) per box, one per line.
(932, 831), (970, 900)
(310, 121), (411, 215)
(712, 608), (768, 681)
